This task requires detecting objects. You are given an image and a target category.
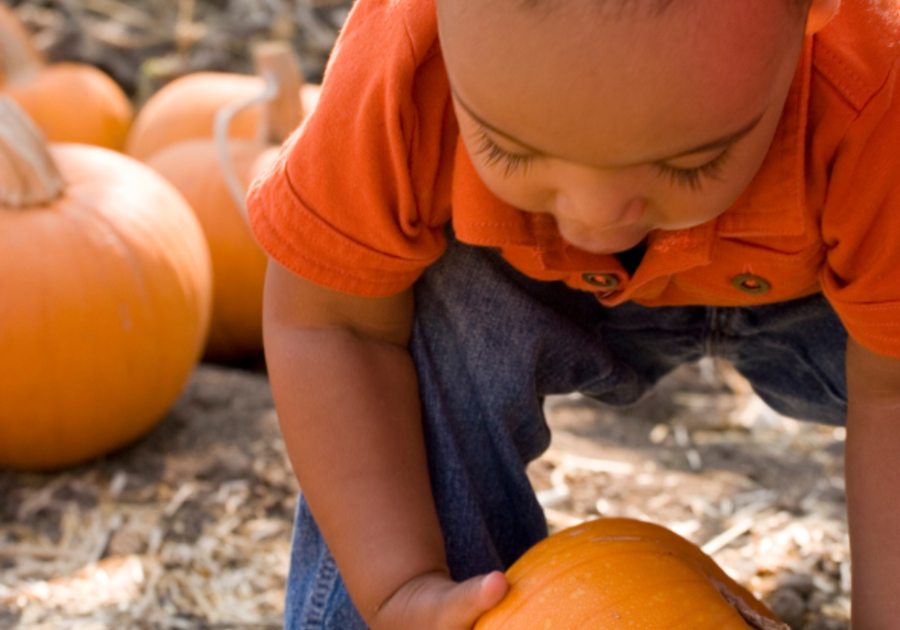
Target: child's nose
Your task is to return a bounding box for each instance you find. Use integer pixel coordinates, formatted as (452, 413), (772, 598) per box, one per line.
(553, 178), (646, 232)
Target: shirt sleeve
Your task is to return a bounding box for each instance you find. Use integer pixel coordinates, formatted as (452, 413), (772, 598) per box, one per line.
(821, 62), (900, 357)
(246, 0), (457, 297)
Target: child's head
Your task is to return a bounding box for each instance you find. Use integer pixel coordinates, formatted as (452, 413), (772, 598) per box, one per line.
(437, 0), (839, 254)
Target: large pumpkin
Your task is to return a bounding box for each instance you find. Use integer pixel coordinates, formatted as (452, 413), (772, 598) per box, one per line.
(0, 4), (133, 150)
(475, 518), (788, 630)
(0, 98), (212, 470)
(145, 41), (306, 361)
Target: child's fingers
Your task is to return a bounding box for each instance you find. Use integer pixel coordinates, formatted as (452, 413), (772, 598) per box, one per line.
(476, 571), (509, 609)
(443, 571), (509, 629)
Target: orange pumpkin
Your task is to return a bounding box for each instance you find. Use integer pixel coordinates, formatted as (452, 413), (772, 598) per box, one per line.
(475, 518), (788, 630)
(144, 41), (306, 361)
(125, 66), (320, 161)
(0, 97), (212, 470)
(0, 4), (133, 150)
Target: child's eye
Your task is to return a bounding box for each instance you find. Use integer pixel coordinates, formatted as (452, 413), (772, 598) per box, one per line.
(656, 149), (731, 192)
(474, 130), (535, 177)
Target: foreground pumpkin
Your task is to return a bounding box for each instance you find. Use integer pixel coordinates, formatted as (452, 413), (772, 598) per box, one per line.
(124, 61), (320, 161)
(0, 4), (133, 150)
(0, 98), (212, 470)
(145, 41), (307, 361)
(475, 518), (788, 630)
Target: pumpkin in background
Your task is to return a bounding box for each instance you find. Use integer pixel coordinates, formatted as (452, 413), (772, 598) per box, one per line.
(145, 41), (307, 361)
(124, 64), (321, 161)
(0, 4), (133, 150)
(475, 518), (788, 630)
(0, 97), (212, 471)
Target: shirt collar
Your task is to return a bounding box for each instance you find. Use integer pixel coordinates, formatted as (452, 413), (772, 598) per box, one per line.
(716, 36), (812, 239)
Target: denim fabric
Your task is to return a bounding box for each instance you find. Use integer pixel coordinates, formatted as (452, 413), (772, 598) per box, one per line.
(283, 234), (848, 629)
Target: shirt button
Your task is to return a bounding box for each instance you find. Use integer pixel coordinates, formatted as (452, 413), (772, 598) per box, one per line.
(582, 272), (620, 290)
(732, 273), (771, 295)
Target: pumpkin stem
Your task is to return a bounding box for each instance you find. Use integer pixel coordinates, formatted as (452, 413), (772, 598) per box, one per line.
(252, 40), (305, 145)
(0, 97), (64, 208)
(711, 579), (790, 630)
(0, 5), (45, 83)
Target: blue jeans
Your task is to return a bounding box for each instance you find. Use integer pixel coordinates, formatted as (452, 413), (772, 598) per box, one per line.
(283, 233), (848, 629)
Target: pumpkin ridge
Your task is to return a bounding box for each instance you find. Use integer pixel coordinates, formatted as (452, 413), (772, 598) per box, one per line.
(496, 541), (697, 627)
(66, 181), (158, 312)
(570, 583), (730, 630)
(503, 559), (736, 630)
(570, 555), (724, 623)
(517, 553), (755, 630)
(601, 568), (753, 629)
(68, 191), (165, 382)
(509, 532), (674, 585)
(40, 194), (154, 459)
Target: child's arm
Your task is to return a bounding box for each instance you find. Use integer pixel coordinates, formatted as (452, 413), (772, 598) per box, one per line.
(844, 338), (900, 630)
(262, 260), (508, 630)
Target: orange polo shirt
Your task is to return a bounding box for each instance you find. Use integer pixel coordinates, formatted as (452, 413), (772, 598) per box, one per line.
(247, 0), (900, 358)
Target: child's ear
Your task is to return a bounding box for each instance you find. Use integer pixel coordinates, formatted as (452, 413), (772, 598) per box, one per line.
(805, 0), (840, 35)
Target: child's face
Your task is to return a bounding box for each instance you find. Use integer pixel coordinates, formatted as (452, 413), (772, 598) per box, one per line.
(438, 0), (810, 254)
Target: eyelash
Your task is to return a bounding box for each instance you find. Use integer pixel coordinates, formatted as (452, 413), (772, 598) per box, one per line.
(655, 149), (731, 192)
(473, 126), (731, 190)
(474, 129), (535, 177)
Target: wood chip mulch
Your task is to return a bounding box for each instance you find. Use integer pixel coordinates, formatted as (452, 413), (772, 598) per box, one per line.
(0, 360), (850, 630)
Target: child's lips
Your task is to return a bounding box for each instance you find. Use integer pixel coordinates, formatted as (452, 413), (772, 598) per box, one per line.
(556, 204), (649, 254)
(561, 225), (649, 255)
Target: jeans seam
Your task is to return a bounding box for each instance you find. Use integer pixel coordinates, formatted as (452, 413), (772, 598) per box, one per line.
(303, 554), (340, 628)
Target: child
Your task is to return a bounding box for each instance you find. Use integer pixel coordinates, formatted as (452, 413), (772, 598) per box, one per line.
(247, 0), (900, 627)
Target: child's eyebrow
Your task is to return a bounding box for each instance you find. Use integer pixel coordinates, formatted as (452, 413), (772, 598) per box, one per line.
(452, 88), (766, 166)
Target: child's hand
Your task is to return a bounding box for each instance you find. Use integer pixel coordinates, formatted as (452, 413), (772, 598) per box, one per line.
(371, 570), (509, 630)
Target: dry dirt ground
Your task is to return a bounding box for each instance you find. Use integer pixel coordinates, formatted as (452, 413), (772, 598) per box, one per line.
(1, 1), (851, 629)
(0, 360), (850, 630)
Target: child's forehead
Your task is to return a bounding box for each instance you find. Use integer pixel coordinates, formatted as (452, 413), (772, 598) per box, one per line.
(437, 0), (805, 165)
(436, 0), (801, 31)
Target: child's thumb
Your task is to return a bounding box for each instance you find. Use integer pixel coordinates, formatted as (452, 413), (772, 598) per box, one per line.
(445, 571), (509, 628)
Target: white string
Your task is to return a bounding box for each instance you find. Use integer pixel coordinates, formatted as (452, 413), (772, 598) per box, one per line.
(213, 71), (279, 223)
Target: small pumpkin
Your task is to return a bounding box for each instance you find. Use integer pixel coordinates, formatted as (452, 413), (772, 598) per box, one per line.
(124, 64), (320, 161)
(145, 41), (307, 361)
(475, 518), (788, 630)
(0, 4), (133, 150)
(0, 97), (212, 470)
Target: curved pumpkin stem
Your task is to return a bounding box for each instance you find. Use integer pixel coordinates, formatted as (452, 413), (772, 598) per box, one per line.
(213, 71), (279, 222)
(0, 97), (64, 208)
(0, 4), (45, 83)
(213, 41), (304, 223)
(252, 40), (305, 145)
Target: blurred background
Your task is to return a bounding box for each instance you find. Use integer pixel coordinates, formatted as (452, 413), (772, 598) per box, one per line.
(0, 2), (850, 629)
